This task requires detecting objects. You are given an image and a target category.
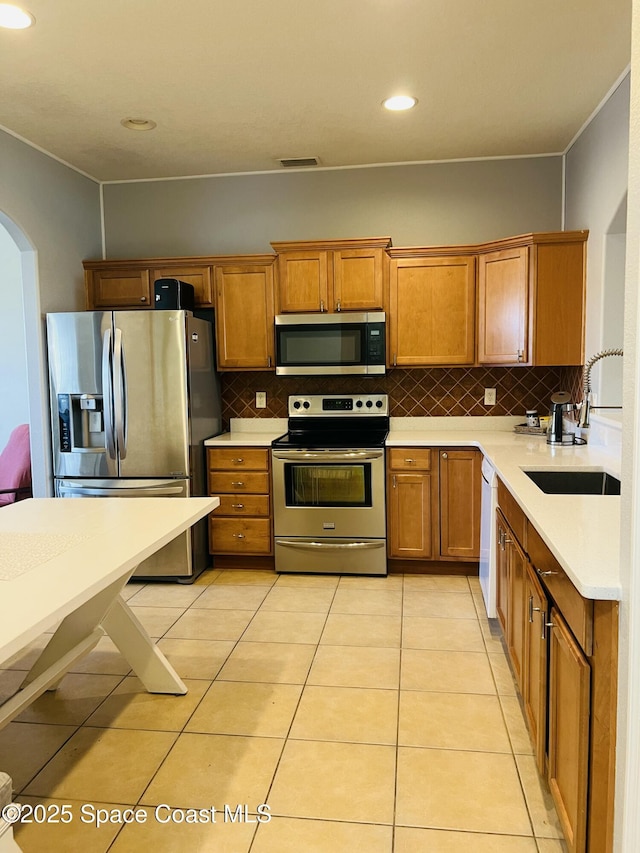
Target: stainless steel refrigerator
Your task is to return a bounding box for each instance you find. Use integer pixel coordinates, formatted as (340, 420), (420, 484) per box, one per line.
(46, 310), (221, 580)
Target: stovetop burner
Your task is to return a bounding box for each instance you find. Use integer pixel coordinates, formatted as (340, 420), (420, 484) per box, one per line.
(271, 394), (390, 450)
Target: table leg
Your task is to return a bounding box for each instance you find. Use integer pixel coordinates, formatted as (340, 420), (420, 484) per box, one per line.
(101, 596), (187, 695)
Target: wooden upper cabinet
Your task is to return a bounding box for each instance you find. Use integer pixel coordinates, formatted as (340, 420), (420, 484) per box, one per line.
(271, 238), (391, 313)
(333, 247), (386, 311)
(214, 257), (276, 370)
(388, 254), (476, 366)
(478, 246), (529, 364)
(84, 260), (215, 309)
(275, 250), (330, 313)
(478, 232), (587, 366)
(150, 264), (213, 306)
(87, 267), (151, 309)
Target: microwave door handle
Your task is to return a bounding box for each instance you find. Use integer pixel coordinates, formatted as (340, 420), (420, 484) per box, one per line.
(101, 328), (116, 459)
(113, 327), (127, 459)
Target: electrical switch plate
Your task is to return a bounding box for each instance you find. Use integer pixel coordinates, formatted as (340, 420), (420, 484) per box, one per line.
(256, 391), (267, 409)
(484, 388), (497, 406)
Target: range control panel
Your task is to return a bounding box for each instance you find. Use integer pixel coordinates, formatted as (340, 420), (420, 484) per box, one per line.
(288, 394), (389, 416)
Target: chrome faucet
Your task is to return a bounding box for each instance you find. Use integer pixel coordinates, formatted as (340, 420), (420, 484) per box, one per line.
(577, 348), (624, 429)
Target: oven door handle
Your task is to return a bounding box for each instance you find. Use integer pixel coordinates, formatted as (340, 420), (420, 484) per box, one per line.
(272, 450), (384, 462)
(275, 539), (385, 551)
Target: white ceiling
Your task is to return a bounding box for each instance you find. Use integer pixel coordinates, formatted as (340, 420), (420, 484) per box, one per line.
(0, 0), (631, 183)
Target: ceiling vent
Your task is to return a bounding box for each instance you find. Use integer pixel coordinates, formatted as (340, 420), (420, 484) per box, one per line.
(277, 156), (320, 168)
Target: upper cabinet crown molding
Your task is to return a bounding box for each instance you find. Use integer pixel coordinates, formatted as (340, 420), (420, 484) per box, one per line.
(270, 236), (392, 253)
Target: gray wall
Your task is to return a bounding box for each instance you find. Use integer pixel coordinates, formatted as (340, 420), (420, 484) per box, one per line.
(565, 74), (630, 407)
(0, 224), (29, 449)
(102, 156), (563, 258)
(0, 128), (102, 494)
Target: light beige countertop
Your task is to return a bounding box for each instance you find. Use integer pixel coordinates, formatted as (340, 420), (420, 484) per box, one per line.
(205, 418), (287, 447)
(389, 418), (621, 601)
(205, 416), (622, 600)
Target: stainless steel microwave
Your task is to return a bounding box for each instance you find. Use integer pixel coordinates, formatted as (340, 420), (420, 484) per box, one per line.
(275, 312), (386, 376)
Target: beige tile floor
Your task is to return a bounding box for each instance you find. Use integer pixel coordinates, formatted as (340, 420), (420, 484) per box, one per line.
(0, 570), (567, 852)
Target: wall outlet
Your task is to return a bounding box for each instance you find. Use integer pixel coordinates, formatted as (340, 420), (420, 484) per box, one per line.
(484, 388), (497, 406)
(255, 391), (267, 409)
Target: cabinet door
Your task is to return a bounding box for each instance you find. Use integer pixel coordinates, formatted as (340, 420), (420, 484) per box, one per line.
(277, 250), (330, 312)
(478, 247), (529, 364)
(215, 264), (275, 369)
(439, 449), (481, 558)
(507, 533), (526, 690)
(523, 562), (549, 773)
(496, 511), (509, 634)
(90, 268), (151, 308)
(548, 607), (590, 853)
(150, 265), (213, 306)
(389, 256), (475, 366)
(533, 240), (586, 366)
(388, 472), (438, 558)
(332, 248), (385, 311)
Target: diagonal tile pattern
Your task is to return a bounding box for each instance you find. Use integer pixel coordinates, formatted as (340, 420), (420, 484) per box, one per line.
(221, 365), (583, 427)
(0, 569), (566, 852)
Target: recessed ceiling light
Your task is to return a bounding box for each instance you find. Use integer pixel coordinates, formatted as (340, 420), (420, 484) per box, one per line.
(383, 95), (417, 112)
(0, 3), (35, 29)
(120, 118), (157, 132)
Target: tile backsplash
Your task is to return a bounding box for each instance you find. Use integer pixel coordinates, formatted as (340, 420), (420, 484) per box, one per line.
(221, 366), (583, 429)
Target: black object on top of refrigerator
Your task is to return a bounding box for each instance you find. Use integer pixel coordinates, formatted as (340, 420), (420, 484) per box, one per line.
(46, 310), (221, 581)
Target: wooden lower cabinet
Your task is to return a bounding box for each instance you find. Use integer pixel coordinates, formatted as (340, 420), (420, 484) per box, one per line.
(439, 449), (481, 558)
(548, 607), (591, 853)
(496, 481), (617, 853)
(388, 470), (438, 558)
(387, 447), (480, 562)
(506, 533), (526, 690)
(496, 511), (509, 634)
(523, 562), (548, 773)
(207, 447), (272, 556)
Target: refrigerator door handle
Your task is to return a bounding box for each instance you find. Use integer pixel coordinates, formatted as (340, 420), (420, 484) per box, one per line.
(113, 327), (128, 459)
(101, 328), (116, 459)
(57, 482), (186, 497)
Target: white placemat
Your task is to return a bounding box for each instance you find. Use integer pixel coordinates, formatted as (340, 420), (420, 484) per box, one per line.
(0, 532), (89, 581)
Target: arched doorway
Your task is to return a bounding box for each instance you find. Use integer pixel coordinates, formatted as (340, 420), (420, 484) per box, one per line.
(0, 211), (50, 496)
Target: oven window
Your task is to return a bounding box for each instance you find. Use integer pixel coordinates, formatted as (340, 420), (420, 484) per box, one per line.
(278, 326), (363, 366)
(284, 463), (372, 507)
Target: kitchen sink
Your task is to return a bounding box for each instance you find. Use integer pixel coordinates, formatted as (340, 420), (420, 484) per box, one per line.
(524, 469), (621, 495)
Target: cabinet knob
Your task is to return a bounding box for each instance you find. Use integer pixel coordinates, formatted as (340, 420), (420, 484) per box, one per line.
(140, 296), (147, 302)
(267, 355), (272, 368)
(233, 533), (246, 539)
(232, 458), (244, 464)
(441, 452), (448, 459)
(320, 299), (325, 312)
(231, 503), (245, 509)
(231, 481), (245, 487)
(404, 458), (415, 464)
(537, 569), (557, 577)
(517, 349), (524, 362)
(336, 300), (341, 312)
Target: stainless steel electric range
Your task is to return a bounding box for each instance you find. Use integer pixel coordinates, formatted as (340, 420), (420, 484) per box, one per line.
(271, 394), (389, 575)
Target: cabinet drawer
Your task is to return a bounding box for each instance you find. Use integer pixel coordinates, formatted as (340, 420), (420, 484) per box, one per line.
(497, 479), (527, 550)
(388, 448), (432, 471)
(208, 471), (270, 494)
(527, 522), (593, 655)
(209, 517), (272, 554)
(208, 448), (270, 471)
(213, 495), (270, 516)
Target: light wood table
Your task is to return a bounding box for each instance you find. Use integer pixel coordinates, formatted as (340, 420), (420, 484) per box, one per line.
(0, 496), (219, 728)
